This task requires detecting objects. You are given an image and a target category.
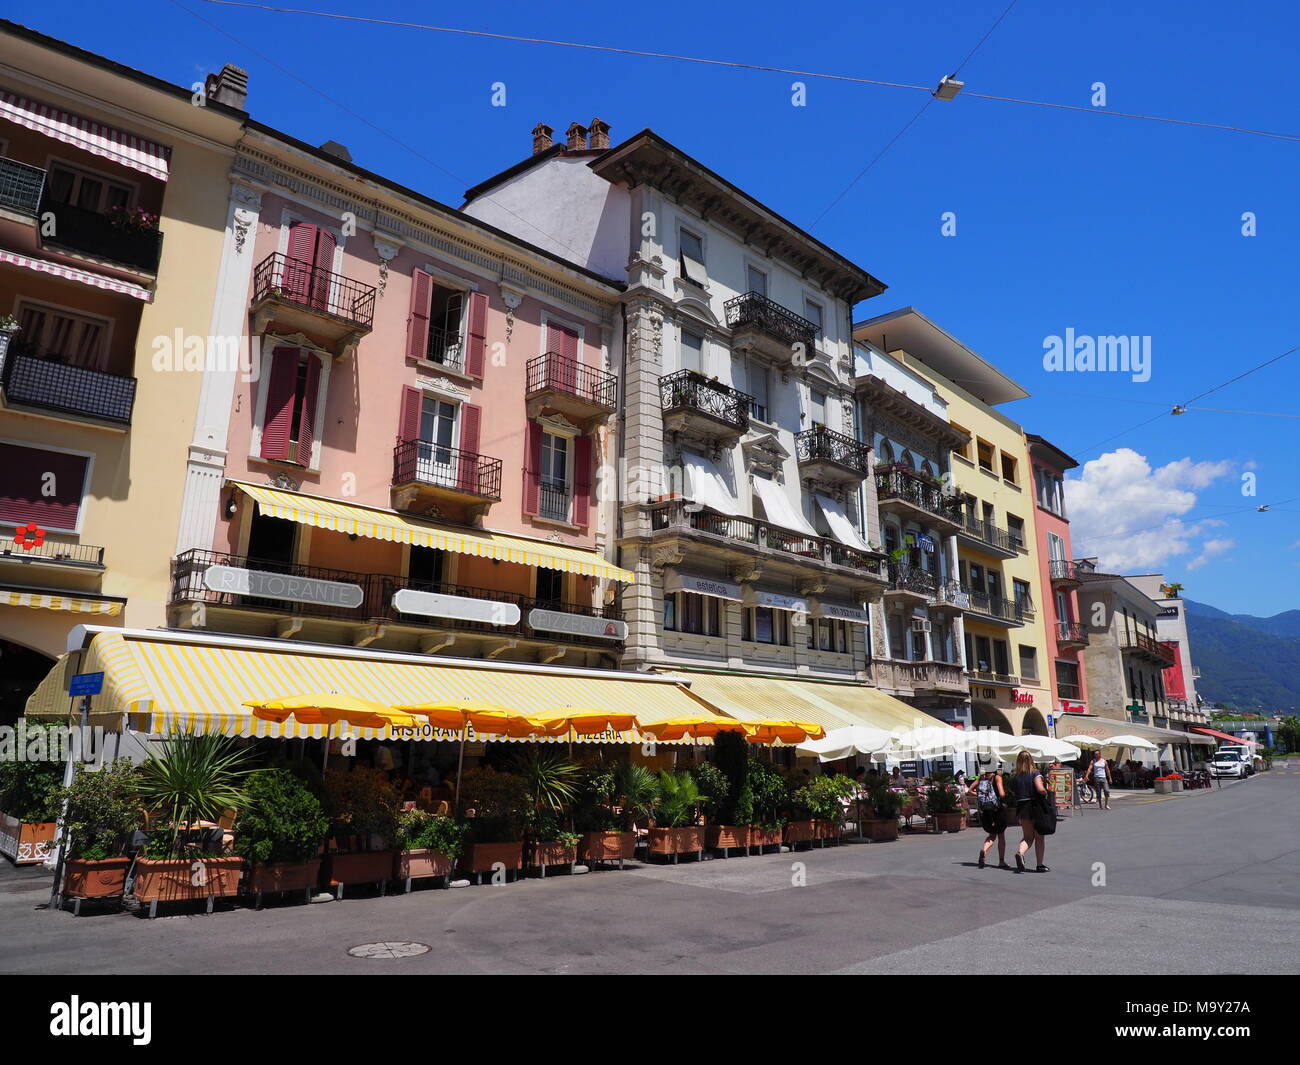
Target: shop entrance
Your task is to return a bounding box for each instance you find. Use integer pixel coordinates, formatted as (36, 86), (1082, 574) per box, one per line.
(0, 639), (55, 728)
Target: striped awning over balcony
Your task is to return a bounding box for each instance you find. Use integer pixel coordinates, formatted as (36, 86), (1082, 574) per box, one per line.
(0, 587), (124, 615)
(0, 89), (171, 181)
(0, 250), (152, 301)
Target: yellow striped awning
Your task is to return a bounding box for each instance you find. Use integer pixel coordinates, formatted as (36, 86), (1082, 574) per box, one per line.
(791, 680), (948, 732)
(32, 632), (724, 743)
(0, 588), (123, 615)
(232, 481), (634, 583)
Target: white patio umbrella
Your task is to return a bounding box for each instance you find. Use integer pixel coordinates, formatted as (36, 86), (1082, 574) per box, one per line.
(1061, 734), (1107, 748)
(800, 725), (894, 763)
(1103, 735), (1158, 750)
(887, 725), (979, 759)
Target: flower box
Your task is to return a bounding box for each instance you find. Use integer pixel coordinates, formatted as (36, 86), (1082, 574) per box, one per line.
(62, 857), (131, 901)
(132, 857), (243, 916)
(245, 859), (322, 905)
(748, 826), (783, 852)
(1154, 779), (1176, 795)
(784, 819), (815, 848)
(933, 812), (964, 833)
(395, 849), (455, 881)
(863, 818), (899, 842)
(647, 826), (704, 861)
(705, 824), (750, 854)
(812, 819), (841, 844)
(324, 849), (397, 896)
(460, 841), (524, 882)
(577, 831), (636, 865)
(0, 812), (57, 865)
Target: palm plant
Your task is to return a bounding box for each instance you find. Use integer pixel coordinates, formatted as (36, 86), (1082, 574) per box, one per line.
(655, 770), (701, 828)
(133, 733), (252, 857)
(614, 763), (659, 829)
(515, 750), (580, 812)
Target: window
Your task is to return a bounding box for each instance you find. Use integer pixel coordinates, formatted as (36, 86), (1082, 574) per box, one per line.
(680, 330), (703, 374)
(1057, 660), (1080, 700)
(1000, 452), (1018, 484)
(743, 607), (789, 645)
(746, 265), (768, 297)
(409, 546), (445, 587)
(968, 563), (985, 593)
(536, 568), (564, 606)
(803, 298), (824, 339)
(1012, 580), (1031, 613)
(1007, 514), (1025, 549)
(1018, 645), (1038, 681)
(679, 228), (706, 285)
(974, 635), (993, 672)
(878, 439), (896, 466)
(538, 431), (571, 522)
(15, 301), (110, 371)
(0, 442), (91, 533)
(408, 271), (488, 377)
(666, 592), (722, 636)
(950, 422), (971, 461)
(426, 285), (465, 368)
(260, 347), (322, 466)
(808, 618), (849, 653)
(746, 358), (769, 421)
(976, 439), (995, 472)
(47, 162), (132, 214)
(910, 623), (929, 661)
(420, 396), (458, 462)
(992, 640), (1010, 676)
(809, 388), (827, 428)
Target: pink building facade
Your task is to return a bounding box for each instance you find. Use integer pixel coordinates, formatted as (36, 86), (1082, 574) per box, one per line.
(1026, 434), (1089, 722)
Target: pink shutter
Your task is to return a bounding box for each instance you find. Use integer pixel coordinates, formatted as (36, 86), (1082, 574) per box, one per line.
(398, 386), (422, 443)
(284, 222), (317, 303)
(260, 347), (299, 461)
(310, 227), (336, 311)
(573, 434), (592, 527)
(457, 403), (482, 493)
(295, 355), (322, 465)
(464, 291), (488, 378)
(524, 422), (543, 515)
(406, 269), (433, 361)
(0, 444), (89, 531)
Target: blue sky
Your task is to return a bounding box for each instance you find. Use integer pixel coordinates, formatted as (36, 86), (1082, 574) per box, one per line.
(18, 0), (1300, 614)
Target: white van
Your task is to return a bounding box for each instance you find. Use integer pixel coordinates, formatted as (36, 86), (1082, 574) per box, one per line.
(1209, 746), (1251, 779)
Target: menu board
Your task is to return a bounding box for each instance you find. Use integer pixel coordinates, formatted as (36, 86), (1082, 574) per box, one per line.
(1048, 769), (1074, 813)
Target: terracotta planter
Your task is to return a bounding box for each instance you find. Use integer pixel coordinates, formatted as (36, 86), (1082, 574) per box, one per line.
(647, 826), (704, 860)
(324, 849), (397, 896)
(812, 819), (841, 843)
(133, 857), (243, 912)
(63, 857), (131, 900)
(749, 826), (783, 851)
(461, 841), (524, 879)
(577, 831), (636, 864)
(705, 824), (750, 853)
(528, 840), (577, 877)
(246, 859), (322, 899)
(932, 811), (964, 833)
(395, 849), (455, 881)
(863, 818), (899, 842)
(0, 813), (57, 865)
(784, 820), (815, 848)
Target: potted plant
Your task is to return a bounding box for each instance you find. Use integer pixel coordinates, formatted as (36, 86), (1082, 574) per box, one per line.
(782, 774), (816, 849)
(863, 781), (903, 841)
(647, 770), (704, 863)
(575, 761), (651, 866)
(458, 766), (528, 883)
(393, 808), (467, 891)
(517, 751), (580, 876)
(746, 759), (787, 853)
(131, 734), (251, 915)
(321, 766), (400, 897)
(234, 767), (329, 907)
(53, 759), (139, 911)
(795, 775), (851, 845)
(926, 773), (963, 832)
(0, 737), (62, 865)
(0, 314), (18, 364)
(699, 733), (751, 856)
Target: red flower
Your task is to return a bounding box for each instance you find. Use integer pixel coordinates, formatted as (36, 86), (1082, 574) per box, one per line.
(13, 522), (45, 550)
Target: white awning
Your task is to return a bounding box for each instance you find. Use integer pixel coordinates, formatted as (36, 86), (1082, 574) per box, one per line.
(743, 587), (808, 614)
(0, 89), (171, 181)
(682, 450), (740, 515)
(809, 598), (869, 624)
(0, 250), (152, 301)
(815, 493), (870, 551)
(753, 476), (817, 537)
(664, 571), (743, 602)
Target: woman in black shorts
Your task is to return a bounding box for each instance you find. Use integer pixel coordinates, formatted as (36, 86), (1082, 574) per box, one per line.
(1012, 750), (1050, 872)
(972, 769), (1010, 869)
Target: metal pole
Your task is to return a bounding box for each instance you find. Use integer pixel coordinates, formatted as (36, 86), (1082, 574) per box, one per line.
(453, 725), (467, 816)
(48, 693), (90, 911)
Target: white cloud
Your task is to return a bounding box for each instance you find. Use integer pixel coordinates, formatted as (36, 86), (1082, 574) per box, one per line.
(1067, 448), (1235, 571)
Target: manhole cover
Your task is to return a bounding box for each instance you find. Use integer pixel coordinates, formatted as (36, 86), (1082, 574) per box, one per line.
(347, 941), (431, 959)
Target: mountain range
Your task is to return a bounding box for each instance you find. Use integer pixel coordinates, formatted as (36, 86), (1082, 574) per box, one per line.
(1182, 599), (1300, 712)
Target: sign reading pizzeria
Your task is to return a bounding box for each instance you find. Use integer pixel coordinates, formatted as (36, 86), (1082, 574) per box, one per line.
(203, 565), (364, 608)
(528, 609), (628, 641)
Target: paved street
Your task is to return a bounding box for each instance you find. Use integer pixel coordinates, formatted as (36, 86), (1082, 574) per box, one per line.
(2, 769), (1297, 975)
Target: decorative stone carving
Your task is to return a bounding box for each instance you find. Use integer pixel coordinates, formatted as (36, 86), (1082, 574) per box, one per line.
(499, 282), (525, 344)
(267, 472), (300, 492)
(419, 375), (470, 401)
(798, 577), (828, 597)
(372, 233), (402, 299)
(651, 544), (685, 569)
(233, 208), (256, 255)
(729, 559), (763, 584)
(626, 304), (664, 365)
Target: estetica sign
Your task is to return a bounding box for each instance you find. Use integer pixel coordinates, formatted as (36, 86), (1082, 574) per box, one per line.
(203, 565), (364, 608)
(528, 609), (627, 641)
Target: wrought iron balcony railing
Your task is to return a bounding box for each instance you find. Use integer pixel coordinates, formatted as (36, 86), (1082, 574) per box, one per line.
(1123, 631), (1176, 666)
(961, 587), (1028, 624)
(0, 156), (45, 216)
(393, 440), (502, 500)
(39, 196), (163, 273)
(0, 350), (136, 424)
(960, 514), (1020, 554)
(537, 478), (572, 523)
(724, 291), (816, 351)
(1049, 558), (1079, 583)
(887, 564), (938, 597)
(421, 326), (464, 372)
(1056, 621), (1089, 644)
(253, 252), (376, 329)
(659, 370), (751, 432)
(875, 465), (964, 523)
(0, 536), (105, 567)
(796, 425), (871, 475)
(527, 351), (617, 409)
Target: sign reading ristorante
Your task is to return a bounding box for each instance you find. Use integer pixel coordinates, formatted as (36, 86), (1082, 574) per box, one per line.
(203, 565), (364, 608)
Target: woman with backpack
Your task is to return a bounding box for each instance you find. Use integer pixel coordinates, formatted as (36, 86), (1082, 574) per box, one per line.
(1012, 750), (1050, 872)
(972, 769), (1010, 869)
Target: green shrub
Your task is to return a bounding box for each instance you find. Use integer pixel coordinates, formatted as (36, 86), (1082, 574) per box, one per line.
(459, 766), (529, 843)
(712, 731), (749, 824)
(748, 759), (787, 826)
(233, 768), (329, 864)
(322, 766), (400, 848)
(52, 759), (140, 861)
(655, 769), (700, 827)
(0, 751), (62, 823)
(395, 809), (468, 858)
(134, 733), (252, 856)
(690, 761), (729, 819)
(794, 774), (854, 823)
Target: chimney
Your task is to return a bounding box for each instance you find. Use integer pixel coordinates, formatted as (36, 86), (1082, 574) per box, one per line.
(319, 140), (352, 163)
(566, 122), (588, 151)
(588, 117), (610, 150)
(532, 122), (553, 155)
(204, 64), (249, 110)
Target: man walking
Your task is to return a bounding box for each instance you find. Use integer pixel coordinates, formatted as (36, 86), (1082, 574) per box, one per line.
(1087, 750), (1112, 810)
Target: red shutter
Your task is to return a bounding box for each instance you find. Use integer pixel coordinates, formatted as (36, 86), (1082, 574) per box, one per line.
(260, 347), (299, 461)
(457, 403), (482, 493)
(573, 434), (592, 527)
(406, 269), (433, 361)
(284, 222), (317, 303)
(465, 291), (488, 378)
(398, 386), (423, 443)
(524, 422), (543, 515)
(0, 443), (89, 531)
(310, 227), (336, 311)
(295, 355), (322, 465)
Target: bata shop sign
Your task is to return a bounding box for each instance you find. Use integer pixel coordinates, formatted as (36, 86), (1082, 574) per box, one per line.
(528, 609), (627, 641)
(203, 565), (364, 609)
(1011, 689), (1036, 705)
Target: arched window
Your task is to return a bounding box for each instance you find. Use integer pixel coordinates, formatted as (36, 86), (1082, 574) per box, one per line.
(920, 460), (935, 479)
(899, 450), (915, 470)
(878, 440), (895, 466)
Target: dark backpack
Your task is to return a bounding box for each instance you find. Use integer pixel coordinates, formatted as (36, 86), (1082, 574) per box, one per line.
(976, 776), (1000, 810)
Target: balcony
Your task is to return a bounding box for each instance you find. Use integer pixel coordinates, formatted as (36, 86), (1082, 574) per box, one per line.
(0, 348), (136, 426)
(39, 196), (163, 274)
(250, 253), (376, 357)
(1049, 558), (1081, 588)
(961, 587), (1028, 627)
(1123, 631), (1176, 666)
(169, 549), (624, 650)
(724, 291), (817, 368)
(884, 563), (938, 603)
(537, 479), (572, 524)
(648, 500), (887, 589)
(0, 156), (45, 217)
(392, 440), (502, 518)
(660, 370), (751, 444)
(967, 669), (1019, 689)
(795, 426), (871, 485)
(1055, 621), (1090, 650)
(876, 659), (968, 695)
(526, 351), (617, 426)
(956, 514), (1020, 559)
(875, 465), (964, 531)
(0, 536), (104, 570)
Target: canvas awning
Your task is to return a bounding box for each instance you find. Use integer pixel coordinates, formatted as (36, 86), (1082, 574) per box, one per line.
(25, 630), (725, 743)
(0, 587), (124, 615)
(0, 250), (152, 301)
(231, 481), (633, 583)
(1194, 727), (1257, 747)
(0, 89), (171, 180)
(752, 476), (817, 537)
(815, 494), (871, 552)
(681, 450), (740, 515)
(1061, 714), (1215, 747)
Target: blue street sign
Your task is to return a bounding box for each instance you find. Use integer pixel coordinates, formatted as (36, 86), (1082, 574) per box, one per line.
(1047, 713), (1054, 728)
(69, 672), (104, 697)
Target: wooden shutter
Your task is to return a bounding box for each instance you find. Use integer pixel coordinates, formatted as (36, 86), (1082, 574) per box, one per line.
(524, 422), (543, 515)
(310, 227), (336, 311)
(546, 321), (580, 392)
(464, 291), (488, 378)
(0, 443), (89, 531)
(284, 222), (317, 303)
(573, 434), (592, 527)
(457, 403), (482, 493)
(260, 347), (300, 461)
(406, 269), (433, 361)
(398, 386), (423, 443)
(295, 355), (322, 465)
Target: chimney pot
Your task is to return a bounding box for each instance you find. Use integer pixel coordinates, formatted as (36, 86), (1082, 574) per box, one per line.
(532, 122), (554, 155)
(566, 122), (588, 151)
(588, 117), (611, 150)
(205, 63), (249, 110)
